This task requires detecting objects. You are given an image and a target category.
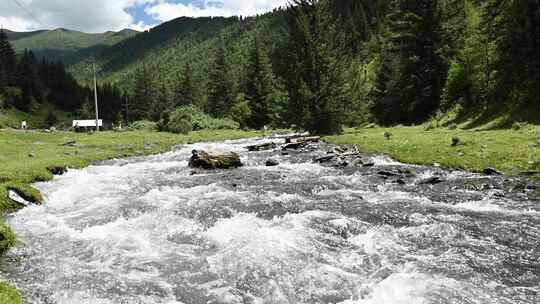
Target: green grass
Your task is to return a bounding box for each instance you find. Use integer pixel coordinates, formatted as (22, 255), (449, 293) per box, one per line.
(0, 103), (74, 130)
(326, 126), (540, 177)
(0, 128), (261, 300)
(0, 282), (22, 304)
(0, 128), (260, 209)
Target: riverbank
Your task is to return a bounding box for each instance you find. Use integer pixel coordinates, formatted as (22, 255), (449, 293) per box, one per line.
(326, 125), (540, 177)
(0, 128), (261, 302)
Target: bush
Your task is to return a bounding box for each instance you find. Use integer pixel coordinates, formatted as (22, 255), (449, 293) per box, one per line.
(44, 111), (58, 128)
(127, 120), (157, 131)
(230, 96), (251, 129)
(0, 221), (16, 255)
(164, 106), (239, 134)
(168, 117), (193, 134)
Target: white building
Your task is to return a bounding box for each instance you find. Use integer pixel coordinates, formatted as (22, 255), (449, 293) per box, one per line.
(73, 120), (103, 131)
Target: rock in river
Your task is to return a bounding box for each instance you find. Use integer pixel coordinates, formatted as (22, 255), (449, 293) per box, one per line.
(189, 150), (243, 169)
(266, 159), (279, 167)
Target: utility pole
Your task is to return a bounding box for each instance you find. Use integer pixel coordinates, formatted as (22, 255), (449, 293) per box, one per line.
(93, 62), (100, 132)
(124, 94), (129, 124)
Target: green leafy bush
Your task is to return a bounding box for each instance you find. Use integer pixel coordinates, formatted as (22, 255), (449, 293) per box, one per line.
(0, 221), (16, 255)
(127, 120), (157, 131)
(164, 106), (239, 134)
(167, 117), (193, 134)
(230, 96), (252, 129)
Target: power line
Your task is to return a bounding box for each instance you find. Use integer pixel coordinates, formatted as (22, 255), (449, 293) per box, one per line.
(10, 0), (46, 28)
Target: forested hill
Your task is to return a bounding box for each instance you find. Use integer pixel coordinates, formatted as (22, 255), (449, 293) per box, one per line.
(3, 0), (539, 134)
(6, 28), (138, 64)
(70, 11), (283, 93)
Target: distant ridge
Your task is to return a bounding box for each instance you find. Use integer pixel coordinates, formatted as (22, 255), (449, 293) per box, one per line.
(5, 28), (140, 64)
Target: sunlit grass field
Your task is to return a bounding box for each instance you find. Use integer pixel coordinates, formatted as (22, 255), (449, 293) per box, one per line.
(327, 126), (540, 177)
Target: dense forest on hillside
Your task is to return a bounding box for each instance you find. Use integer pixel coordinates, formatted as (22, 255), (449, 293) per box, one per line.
(3, 0), (540, 134)
(0, 29), (129, 128)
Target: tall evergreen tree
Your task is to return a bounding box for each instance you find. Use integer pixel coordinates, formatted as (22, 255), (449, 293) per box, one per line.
(207, 40), (234, 118)
(131, 65), (159, 121)
(0, 29), (17, 90)
(482, 0), (540, 105)
(283, 0), (345, 135)
(174, 63), (196, 108)
(373, 0), (447, 124)
(16, 50), (43, 111)
(243, 37), (276, 129)
(152, 84), (170, 121)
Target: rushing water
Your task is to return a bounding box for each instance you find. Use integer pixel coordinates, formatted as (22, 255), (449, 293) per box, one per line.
(1, 136), (540, 304)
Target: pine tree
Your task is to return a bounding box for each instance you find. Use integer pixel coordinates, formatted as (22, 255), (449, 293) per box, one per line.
(174, 63), (195, 108)
(243, 36), (276, 129)
(152, 84), (169, 121)
(207, 40), (234, 118)
(16, 50), (43, 111)
(283, 0), (345, 135)
(373, 0), (447, 124)
(482, 0), (540, 104)
(131, 66), (159, 121)
(0, 29), (17, 90)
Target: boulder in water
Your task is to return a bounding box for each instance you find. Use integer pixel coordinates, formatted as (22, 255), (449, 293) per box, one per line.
(314, 155), (336, 164)
(266, 159), (279, 167)
(189, 150), (243, 169)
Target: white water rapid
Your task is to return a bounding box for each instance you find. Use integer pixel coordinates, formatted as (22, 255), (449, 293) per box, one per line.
(1, 136), (539, 304)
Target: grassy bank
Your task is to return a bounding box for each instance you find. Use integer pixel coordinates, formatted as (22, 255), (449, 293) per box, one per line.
(0, 128), (260, 303)
(326, 126), (540, 176)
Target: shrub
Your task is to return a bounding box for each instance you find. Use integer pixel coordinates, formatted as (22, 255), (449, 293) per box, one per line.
(230, 96), (251, 129)
(0, 221), (16, 255)
(167, 117), (193, 134)
(164, 106), (239, 133)
(44, 111), (58, 128)
(127, 120), (157, 131)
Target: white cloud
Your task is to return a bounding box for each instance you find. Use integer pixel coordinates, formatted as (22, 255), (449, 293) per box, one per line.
(0, 0), (157, 33)
(146, 0), (289, 22)
(0, 0), (288, 33)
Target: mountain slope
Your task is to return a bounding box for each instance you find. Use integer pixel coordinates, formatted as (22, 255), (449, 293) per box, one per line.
(68, 12), (288, 105)
(6, 28), (139, 64)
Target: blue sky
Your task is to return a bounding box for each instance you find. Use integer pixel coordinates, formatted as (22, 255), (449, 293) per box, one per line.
(0, 0), (288, 33)
(128, 1), (206, 26)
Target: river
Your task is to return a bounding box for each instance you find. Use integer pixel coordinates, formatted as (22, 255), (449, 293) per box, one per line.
(1, 135), (539, 303)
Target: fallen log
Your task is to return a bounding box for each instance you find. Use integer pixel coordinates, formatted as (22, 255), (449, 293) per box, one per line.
(189, 150), (243, 169)
(285, 136), (321, 144)
(282, 141), (309, 150)
(246, 142), (278, 152)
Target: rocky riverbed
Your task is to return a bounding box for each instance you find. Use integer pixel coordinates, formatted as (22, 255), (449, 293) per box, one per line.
(1, 135), (539, 304)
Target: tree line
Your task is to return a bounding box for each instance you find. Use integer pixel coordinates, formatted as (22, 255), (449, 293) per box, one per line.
(3, 0), (539, 133)
(125, 0), (540, 134)
(0, 29), (127, 127)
